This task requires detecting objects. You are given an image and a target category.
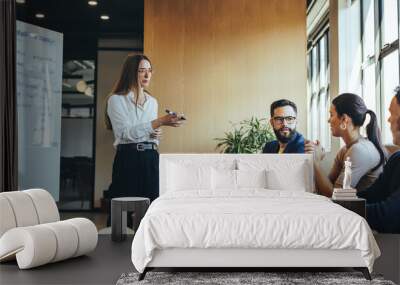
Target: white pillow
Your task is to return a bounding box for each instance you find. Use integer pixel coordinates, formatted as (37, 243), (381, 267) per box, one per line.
(266, 162), (307, 191)
(236, 169), (267, 188)
(167, 163), (212, 191)
(211, 168), (237, 190)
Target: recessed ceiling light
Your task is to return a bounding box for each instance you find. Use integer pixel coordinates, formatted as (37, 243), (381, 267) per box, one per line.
(16, 0), (26, 4)
(100, 15), (110, 20)
(35, 13), (45, 19)
(88, 1), (98, 6)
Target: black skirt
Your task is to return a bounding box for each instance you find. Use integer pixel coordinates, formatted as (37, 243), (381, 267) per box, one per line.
(108, 143), (159, 202)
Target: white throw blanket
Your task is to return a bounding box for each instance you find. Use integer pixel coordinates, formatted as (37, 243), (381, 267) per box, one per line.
(131, 190), (380, 272)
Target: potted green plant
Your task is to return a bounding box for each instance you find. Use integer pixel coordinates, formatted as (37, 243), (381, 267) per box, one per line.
(215, 117), (275, 153)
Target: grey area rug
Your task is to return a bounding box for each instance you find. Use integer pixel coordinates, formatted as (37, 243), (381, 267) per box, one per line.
(116, 272), (396, 285)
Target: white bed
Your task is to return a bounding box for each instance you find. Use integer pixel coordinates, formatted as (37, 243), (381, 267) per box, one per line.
(131, 154), (380, 280)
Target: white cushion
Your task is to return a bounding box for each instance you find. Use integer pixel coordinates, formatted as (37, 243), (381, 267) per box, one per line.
(237, 158), (309, 191)
(24, 189), (59, 223)
(160, 154), (314, 195)
(1, 192), (39, 227)
(212, 169), (237, 190)
(66, 218), (98, 257)
(42, 221), (79, 262)
(160, 155), (239, 195)
(167, 163), (212, 191)
(236, 169), (267, 188)
(0, 190), (60, 238)
(0, 196), (17, 237)
(237, 156), (307, 171)
(0, 226), (57, 269)
(266, 162), (308, 191)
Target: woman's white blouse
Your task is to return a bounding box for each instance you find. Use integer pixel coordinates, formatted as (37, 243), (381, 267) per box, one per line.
(107, 91), (158, 147)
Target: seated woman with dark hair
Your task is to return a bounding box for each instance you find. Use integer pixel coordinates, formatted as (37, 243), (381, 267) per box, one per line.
(305, 93), (387, 197)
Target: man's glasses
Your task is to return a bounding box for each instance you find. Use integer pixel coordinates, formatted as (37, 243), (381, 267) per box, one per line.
(272, 116), (297, 125)
(138, 68), (153, 74)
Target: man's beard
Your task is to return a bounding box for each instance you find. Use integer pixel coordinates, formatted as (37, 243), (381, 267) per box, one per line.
(273, 127), (296, 143)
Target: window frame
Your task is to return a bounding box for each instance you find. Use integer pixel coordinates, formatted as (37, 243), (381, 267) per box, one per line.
(307, 24), (331, 151)
(360, 0), (400, 144)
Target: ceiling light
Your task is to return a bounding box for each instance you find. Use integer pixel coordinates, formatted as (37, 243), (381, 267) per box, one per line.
(16, 0), (26, 4)
(100, 15), (110, 20)
(35, 13), (45, 19)
(88, 1), (98, 6)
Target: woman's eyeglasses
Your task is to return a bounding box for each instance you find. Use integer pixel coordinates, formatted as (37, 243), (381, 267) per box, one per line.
(272, 116), (297, 125)
(138, 68), (153, 74)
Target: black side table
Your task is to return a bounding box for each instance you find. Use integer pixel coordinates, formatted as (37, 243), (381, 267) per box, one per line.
(332, 197), (366, 218)
(111, 197), (150, 242)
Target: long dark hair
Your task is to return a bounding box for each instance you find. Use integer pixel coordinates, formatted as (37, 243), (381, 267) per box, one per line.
(332, 93), (387, 171)
(104, 54), (152, 130)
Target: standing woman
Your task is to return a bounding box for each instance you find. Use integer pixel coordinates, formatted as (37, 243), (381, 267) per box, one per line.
(305, 93), (387, 197)
(105, 54), (182, 208)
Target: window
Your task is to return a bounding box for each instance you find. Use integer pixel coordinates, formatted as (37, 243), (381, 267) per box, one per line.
(307, 30), (330, 150)
(361, 0), (400, 144)
(380, 0), (399, 144)
(361, 0), (376, 113)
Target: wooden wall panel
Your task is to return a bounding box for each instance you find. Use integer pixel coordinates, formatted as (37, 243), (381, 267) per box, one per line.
(144, 0), (307, 153)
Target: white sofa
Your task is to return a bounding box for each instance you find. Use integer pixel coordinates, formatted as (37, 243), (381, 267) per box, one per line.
(0, 189), (98, 269)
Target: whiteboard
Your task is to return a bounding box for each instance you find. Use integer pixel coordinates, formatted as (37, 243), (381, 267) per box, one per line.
(16, 21), (63, 201)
